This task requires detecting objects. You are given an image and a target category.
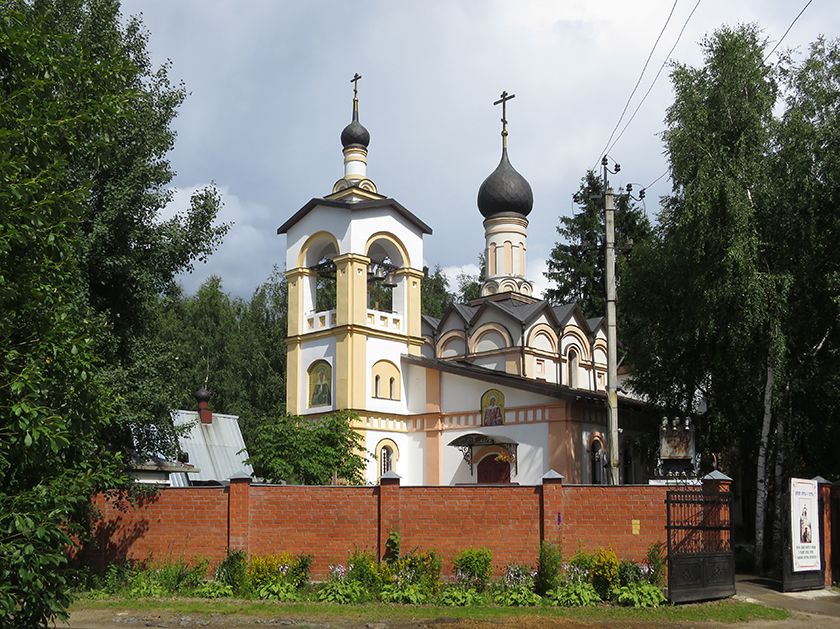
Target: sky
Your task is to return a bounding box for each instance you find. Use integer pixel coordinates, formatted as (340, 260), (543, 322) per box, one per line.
(120, 0), (833, 299)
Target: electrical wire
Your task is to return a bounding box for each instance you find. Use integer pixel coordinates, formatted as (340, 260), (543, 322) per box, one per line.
(763, 0), (813, 63)
(592, 0), (680, 170)
(645, 170), (669, 189)
(606, 0), (702, 156)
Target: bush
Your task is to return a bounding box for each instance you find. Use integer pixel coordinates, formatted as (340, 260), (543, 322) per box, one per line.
(452, 548), (493, 591)
(535, 541), (562, 595)
(380, 582), (428, 604)
(102, 562), (136, 594)
(257, 579), (299, 601)
(544, 582), (601, 607)
(385, 530), (400, 564)
(615, 582), (666, 607)
(437, 586), (482, 607)
(215, 550), (249, 596)
(347, 549), (383, 594)
(592, 547), (619, 599)
(566, 550), (595, 584)
(194, 580), (233, 599)
(382, 549), (442, 595)
(618, 559), (643, 586)
(493, 586), (542, 607)
(645, 542), (666, 587)
(317, 576), (368, 604)
(248, 552), (311, 590)
(502, 563), (535, 590)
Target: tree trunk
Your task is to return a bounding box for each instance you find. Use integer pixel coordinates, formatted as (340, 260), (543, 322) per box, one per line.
(771, 407), (786, 570)
(754, 360), (774, 574)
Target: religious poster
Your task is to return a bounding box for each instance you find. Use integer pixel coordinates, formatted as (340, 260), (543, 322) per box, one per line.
(659, 418), (695, 460)
(481, 389), (505, 426)
(309, 361), (332, 407)
(790, 477), (821, 572)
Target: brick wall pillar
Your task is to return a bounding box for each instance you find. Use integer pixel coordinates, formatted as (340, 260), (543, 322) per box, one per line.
(540, 470), (565, 550)
(817, 478), (832, 586)
(228, 473), (251, 553)
(378, 471), (401, 561)
(702, 471), (732, 553)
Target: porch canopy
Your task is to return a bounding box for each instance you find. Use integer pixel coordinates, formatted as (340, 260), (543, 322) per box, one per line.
(447, 432), (518, 476)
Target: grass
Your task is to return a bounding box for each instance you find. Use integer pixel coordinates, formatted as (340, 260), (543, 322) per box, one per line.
(73, 595), (789, 624)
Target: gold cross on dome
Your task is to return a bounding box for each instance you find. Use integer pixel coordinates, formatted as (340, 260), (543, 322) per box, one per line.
(493, 91), (515, 145)
(351, 73), (362, 99)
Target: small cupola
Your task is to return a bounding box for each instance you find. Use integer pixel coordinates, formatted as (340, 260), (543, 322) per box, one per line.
(332, 73), (378, 197)
(477, 90), (533, 218)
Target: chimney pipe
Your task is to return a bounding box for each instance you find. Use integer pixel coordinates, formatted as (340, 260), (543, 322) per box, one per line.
(194, 387), (212, 424)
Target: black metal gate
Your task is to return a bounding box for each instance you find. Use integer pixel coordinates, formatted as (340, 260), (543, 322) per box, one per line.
(666, 489), (735, 603)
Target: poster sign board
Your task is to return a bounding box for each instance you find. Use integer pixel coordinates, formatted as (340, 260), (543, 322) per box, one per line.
(790, 478), (821, 572)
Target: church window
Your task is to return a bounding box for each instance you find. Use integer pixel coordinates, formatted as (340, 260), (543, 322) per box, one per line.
(375, 439), (399, 480)
(488, 243), (497, 276)
(591, 438), (605, 485)
(380, 446), (393, 476)
(568, 349), (579, 388)
(371, 360), (400, 400)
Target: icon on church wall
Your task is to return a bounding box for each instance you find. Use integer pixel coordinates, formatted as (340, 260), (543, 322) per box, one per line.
(309, 361), (332, 407)
(481, 389), (505, 426)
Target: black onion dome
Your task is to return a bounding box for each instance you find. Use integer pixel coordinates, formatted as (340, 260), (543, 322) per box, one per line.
(477, 148), (533, 217)
(341, 115), (370, 148)
(193, 387), (212, 404)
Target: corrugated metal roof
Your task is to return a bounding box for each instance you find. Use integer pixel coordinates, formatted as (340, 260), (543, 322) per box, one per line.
(172, 410), (254, 482)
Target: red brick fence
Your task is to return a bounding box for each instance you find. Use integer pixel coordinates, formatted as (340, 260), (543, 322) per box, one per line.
(88, 474), (732, 578)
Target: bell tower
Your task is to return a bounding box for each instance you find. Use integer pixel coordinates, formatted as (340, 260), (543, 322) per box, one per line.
(278, 75), (431, 416)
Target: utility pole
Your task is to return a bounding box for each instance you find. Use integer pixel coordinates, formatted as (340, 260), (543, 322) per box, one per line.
(602, 156), (620, 485)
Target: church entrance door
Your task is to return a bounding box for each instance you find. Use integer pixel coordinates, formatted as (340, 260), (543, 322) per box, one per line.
(477, 455), (510, 483)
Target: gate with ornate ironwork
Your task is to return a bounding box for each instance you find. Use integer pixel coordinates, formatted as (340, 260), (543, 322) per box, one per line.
(666, 488), (735, 603)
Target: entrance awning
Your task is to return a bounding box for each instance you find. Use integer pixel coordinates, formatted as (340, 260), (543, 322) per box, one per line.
(447, 433), (518, 476)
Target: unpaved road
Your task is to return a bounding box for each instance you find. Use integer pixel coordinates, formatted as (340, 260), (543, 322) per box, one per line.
(65, 607), (839, 629)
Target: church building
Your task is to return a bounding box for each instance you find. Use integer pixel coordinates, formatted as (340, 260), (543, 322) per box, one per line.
(278, 79), (652, 486)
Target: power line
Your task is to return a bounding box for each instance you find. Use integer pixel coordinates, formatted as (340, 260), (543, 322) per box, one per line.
(606, 0), (702, 156)
(763, 0), (813, 63)
(645, 169), (669, 189)
(593, 0), (680, 170)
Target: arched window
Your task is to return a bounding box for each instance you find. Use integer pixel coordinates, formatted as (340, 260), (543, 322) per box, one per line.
(591, 439), (605, 485)
(371, 360), (400, 400)
(380, 446), (393, 476)
(568, 349), (579, 388)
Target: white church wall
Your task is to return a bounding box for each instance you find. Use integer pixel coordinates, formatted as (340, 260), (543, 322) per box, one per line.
(363, 429), (423, 485)
(284, 206), (352, 270)
(365, 337), (409, 414)
(441, 423), (549, 486)
(437, 312), (467, 337)
(403, 362), (428, 415)
(299, 338), (337, 414)
(470, 309), (518, 344)
(348, 211), (424, 269)
(471, 355), (506, 371)
(439, 372), (557, 413)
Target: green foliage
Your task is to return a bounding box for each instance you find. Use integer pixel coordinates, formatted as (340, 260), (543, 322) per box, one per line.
(452, 548), (493, 592)
(544, 170), (651, 318)
(102, 563), (136, 594)
(421, 266), (454, 318)
(317, 578), (368, 605)
(645, 542), (666, 587)
(347, 549), (383, 594)
(615, 582), (667, 607)
(618, 560), (643, 587)
(194, 580), (233, 599)
(380, 582), (428, 605)
(437, 586), (482, 607)
(592, 547), (619, 600)
(545, 582), (601, 607)
(493, 586), (542, 607)
(244, 411), (367, 484)
(382, 549), (442, 596)
(384, 530), (400, 565)
(535, 541), (562, 595)
(566, 550), (596, 584)
(257, 579), (299, 602)
(215, 550), (249, 596)
(128, 573), (165, 598)
(247, 553), (311, 591)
